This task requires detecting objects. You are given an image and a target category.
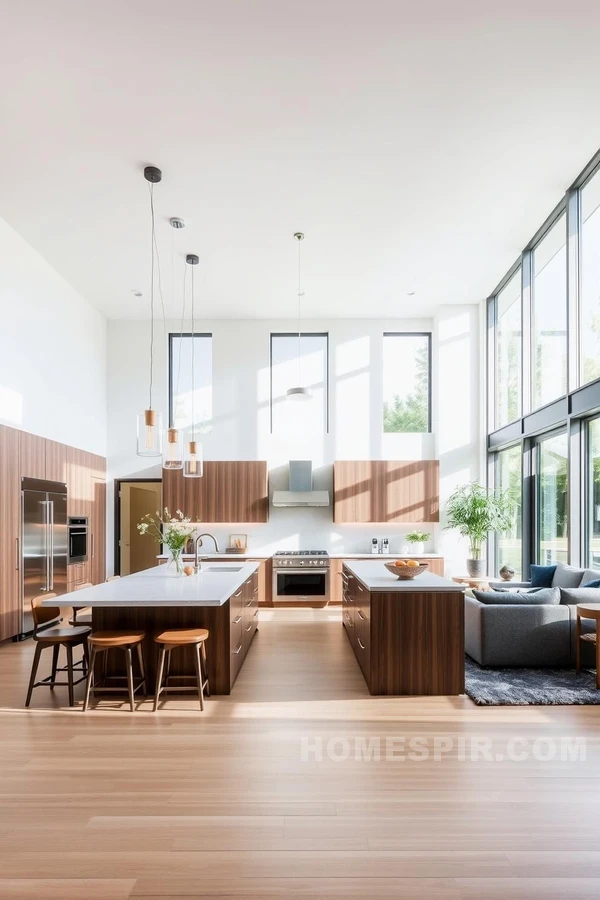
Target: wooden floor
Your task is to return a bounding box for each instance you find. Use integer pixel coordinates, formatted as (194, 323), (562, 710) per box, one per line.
(1, 608), (600, 899)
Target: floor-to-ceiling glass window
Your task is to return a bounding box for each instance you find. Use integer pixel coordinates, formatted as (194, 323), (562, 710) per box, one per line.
(494, 445), (522, 578)
(495, 268), (522, 428)
(581, 167), (600, 386)
(536, 432), (568, 564)
(532, 215), (567, 409)
(587, 417), (600, 568)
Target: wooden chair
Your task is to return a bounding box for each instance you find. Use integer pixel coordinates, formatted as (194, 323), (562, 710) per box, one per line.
(25, 594), (91, 707)
(69, 582), (94, 627)
(153, 628), (210, 711)
(83, 631), (147, 712)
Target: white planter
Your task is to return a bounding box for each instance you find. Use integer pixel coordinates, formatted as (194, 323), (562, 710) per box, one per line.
(407, 542), (424, 556)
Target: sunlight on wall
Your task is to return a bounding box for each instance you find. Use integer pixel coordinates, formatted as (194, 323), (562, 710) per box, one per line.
(335, 336), (370, 458)
(0, 385), (23, 426)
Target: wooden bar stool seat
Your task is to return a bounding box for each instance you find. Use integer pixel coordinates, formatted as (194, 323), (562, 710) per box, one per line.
(83, 631), (147, 712)
(154, 628), (210, 711)
(25, 594), (91, 708)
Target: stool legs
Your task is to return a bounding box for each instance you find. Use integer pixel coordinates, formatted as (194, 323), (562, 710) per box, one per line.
(66, 644), (75, 707)
(50, 645), (60, 689)
(193, 643), (205, 711)
(201, 641), (210, 697)
(154, 641), (208, 711)
(153, 646), (167, 712)
(25, 644), (43, 707)
(83, 646), (97, 711)
(126, 647), (135, 712)
(83, 644), (145, 711)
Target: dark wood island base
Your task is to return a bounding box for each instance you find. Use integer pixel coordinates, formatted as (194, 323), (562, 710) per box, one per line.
(342, 563), (465, 695)
(92, 568), (259, 695)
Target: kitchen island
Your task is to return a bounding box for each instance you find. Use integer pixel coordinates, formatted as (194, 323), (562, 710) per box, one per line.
(342, 561), (465, 696)
(41, 562), (260, 694)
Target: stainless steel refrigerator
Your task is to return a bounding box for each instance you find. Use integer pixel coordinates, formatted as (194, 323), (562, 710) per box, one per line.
(21, 477), (67, 635)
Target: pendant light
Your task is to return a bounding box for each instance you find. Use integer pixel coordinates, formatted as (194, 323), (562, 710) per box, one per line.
(183, 253), (203, 478)
(286, 231), (312, 402)
(137, 165), (163, 457)
(162, 217), (186, 470)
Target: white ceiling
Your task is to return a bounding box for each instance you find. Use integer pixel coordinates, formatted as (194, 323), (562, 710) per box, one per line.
(1, 0), (600, 320)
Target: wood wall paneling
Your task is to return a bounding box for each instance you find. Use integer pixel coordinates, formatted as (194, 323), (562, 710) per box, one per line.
(18, 431), (47, 480)
(91, 476), (106, 584)
(45, 439), (67, 483)
(0, 425), (21, 640)
(333, 460), (439, 523)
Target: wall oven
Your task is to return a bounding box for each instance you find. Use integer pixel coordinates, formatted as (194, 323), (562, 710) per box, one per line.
(68, 516), (89, 563)
(272, 551), (330, 603)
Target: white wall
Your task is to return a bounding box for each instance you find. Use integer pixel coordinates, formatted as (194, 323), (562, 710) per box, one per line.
(106, 312), (481, 572)
(0, 216), (107, 454)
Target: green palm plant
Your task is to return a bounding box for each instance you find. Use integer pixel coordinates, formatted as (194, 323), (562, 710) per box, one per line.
(445, 482), (514, 560)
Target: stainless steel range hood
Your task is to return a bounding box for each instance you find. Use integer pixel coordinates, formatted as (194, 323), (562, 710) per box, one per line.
(271, 461), (330, 508)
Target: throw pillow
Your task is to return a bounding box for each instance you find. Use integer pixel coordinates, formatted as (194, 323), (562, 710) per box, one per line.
(473, 587), (560, 606)
(530, 564), (556, 588)
(582, 579), (600, 589)
(551, 563), (585, 588)
(580, 568), (600, 587)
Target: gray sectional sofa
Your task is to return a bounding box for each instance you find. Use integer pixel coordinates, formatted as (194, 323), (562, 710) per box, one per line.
(465, 563), (600, 667)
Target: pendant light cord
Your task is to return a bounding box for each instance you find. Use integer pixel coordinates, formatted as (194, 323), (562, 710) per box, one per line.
(148, 183), (156, 410)
(176, 262), (187, 408)
(190, 263), (196, 442)
(297, 235), (302, 385)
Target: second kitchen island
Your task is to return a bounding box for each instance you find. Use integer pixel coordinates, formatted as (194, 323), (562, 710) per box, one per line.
(342, 561), (465, 696)
(43, 562), (260, 694)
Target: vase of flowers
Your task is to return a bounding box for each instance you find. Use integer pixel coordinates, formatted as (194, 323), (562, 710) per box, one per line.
(404, 530), (431, 556)
(137, 508), (195, 576)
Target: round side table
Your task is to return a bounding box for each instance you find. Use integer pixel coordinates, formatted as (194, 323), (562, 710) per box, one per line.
(576, 603), (600, 689)
(452, 576), (492, 592)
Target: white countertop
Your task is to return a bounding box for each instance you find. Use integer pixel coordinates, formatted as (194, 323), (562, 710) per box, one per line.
(344, 560), (464, 593)
(332, 553), (443, 559)
(157, 553), (269, 560)
(41, 562), (260, 608)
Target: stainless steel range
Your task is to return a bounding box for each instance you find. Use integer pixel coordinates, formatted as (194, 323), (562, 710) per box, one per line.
(272, 550), (330, 603)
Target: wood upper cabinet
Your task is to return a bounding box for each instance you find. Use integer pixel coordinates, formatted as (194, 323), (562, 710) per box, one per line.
(163, 461), (269, 523)
(333, 460), (439, 524)
(45, 439), (67, 483)
(90, 476), (106, 585)
(19, 431), (47, 480)
(0, 425), (21, 641)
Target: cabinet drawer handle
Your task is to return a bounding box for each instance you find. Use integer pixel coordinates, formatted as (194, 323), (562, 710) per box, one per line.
(233, 643), (242, 655)
(253, 587), (258, 594)
(245, 623), (252, 632)
(357, 609), (366, 620)
(234, 590), (243, 598)
(245, 599), (253, 607)
(358, 584), (364, 592)
(345, 614), (354, 627)
(245, 578), (252, 585)
(358, 637), (365, 650)
(232, 615), (242, 625)
(253, 608), (259, 619)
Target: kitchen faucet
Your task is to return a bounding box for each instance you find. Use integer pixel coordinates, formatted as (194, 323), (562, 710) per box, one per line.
(194, 533), (220, 572)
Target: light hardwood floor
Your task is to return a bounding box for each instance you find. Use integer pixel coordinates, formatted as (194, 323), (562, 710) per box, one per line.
(1, 608), (600, 899)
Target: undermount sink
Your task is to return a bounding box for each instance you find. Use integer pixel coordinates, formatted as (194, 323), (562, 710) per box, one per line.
(203, 565), (244, 572)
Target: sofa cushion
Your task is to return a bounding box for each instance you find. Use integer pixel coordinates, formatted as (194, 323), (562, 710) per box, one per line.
(559, 587), (600, 606)
(580, 567), (600, 586)
(551, 563), (585, 588)
(583, 579), (600, 589)
(530, 564), (556, 587)
(473, 587), (560, 606)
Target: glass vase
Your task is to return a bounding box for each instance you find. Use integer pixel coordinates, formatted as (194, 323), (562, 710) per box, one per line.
(167, 547), (184, 575)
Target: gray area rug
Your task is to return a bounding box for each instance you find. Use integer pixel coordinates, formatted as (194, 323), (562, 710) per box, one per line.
(465, 656), (600, 705)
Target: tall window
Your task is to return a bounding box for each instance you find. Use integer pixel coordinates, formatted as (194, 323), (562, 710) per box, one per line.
(494, 445), (522, 578)
(270, 333), (328, 433)
(169, 334), (213, 432)
(536, 431), (568, 564)
(581, 168), (600, 386)
(532, 215), (567, 409)
(495, 269), (522, 428)
(382, 333), (431, 433)
(587, 417), (600, 567)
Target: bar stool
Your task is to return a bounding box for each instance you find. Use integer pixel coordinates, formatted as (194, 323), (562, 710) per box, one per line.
(69, 582), (94, 628)
(153, 628), (210, 711)
(25, 595), (91, 707)
(83, 631), (147, 711)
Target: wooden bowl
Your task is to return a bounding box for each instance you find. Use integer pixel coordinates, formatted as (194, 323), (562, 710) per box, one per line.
(384, 562), (429, 580)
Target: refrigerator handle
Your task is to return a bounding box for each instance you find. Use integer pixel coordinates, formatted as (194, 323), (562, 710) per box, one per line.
(49, 501), (55, 591)
(15, 537), (19, 570)
(92, 532), (95, 560)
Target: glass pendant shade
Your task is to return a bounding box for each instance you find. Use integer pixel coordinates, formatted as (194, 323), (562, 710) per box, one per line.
(137, 409), (163, 457)
(183, 440), (203, 478)
(286, 386), (312, 401)
(163, 427), (183, 470)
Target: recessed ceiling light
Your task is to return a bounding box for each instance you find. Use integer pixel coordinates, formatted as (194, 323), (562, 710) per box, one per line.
(131, 289), (143, 297)
(407, 290), (416, 296)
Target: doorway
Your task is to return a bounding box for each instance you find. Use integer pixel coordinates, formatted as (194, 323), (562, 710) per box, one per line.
(115, 479), (162, 575)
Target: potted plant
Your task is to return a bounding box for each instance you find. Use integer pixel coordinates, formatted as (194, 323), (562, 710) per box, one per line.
(444, 482), (514, 578)
(137, 507), (195, 575)
(405, 530), (431, 556)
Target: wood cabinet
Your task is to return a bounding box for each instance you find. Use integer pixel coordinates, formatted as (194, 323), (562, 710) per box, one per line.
(330, 557), (443, 601)
(19, 431), (47, 480)
(90, 475), (106, 585)
(45, 440), (67, 483)
(0, 425), (21, 641)
(163, 461), (269, 523)
(333, 460), (439, 524)
(342, 564), (464, 695)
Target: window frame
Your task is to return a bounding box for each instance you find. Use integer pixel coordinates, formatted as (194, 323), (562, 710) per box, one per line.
(382, 331), (432, 434)
(533, 427), (569, 566)
(269, 332), (330, 434)
(167, 332), (213, 430)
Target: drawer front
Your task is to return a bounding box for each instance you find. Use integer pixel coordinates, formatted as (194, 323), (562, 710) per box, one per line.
(355, 606), (371, 681)
(230, 586), (244, 622)
(68, 561), (90, 584)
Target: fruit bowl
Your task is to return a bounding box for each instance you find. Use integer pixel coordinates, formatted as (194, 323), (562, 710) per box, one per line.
(384, 562), (429, 580)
